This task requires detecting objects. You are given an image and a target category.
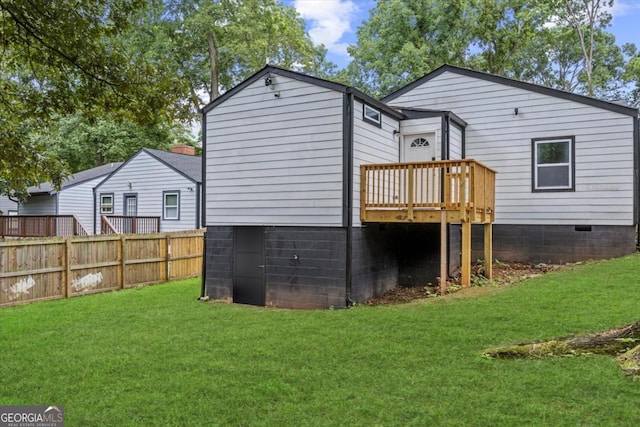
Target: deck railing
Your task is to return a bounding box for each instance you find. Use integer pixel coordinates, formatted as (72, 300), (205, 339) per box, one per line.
(360, 159), (496, 223)
(0, 215), (89, 237)
(101, 215), (160, 234)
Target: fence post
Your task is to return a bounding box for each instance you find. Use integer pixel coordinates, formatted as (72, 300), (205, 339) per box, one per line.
(120, 235), (126, 289)
(166, 234), (171, 281)
(64, 238), (72, 298)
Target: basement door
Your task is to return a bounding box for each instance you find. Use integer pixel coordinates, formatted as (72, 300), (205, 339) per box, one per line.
(233, 227), (265, 306)
(402, 133), (437, 162)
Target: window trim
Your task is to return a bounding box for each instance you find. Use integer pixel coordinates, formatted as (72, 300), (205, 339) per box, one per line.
(363, 104), (382, 127)
(100, 193), (114, 214)
(163, 190), (180, 220)
(531, 136), (575, 192)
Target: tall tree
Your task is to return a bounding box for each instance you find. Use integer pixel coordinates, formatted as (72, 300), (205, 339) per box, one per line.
(559, 0), (614, 96)
(0, 0), (183, 199)
(129, 0), (335, 118)
(346, 0), (473, 96)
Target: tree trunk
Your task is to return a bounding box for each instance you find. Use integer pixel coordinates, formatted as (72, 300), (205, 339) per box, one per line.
(207, 32), (219, 101)
(483, 320), (640, 375)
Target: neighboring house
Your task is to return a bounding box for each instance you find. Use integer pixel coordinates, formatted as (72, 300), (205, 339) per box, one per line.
(201, 64), (639, 309)
(19, 163), (122, 234)
(0, 196), (18, 215)
(93, 147), (202, 234)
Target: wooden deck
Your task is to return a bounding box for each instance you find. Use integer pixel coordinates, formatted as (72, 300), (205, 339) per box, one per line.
(0, 215), (89, 237)
(360, 159), (497, 289)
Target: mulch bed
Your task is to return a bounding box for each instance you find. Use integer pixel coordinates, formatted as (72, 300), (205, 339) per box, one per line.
(365, 261), (566, 306)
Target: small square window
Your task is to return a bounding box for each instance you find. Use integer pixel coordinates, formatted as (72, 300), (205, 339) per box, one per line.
(100, 194), (114, 214)
(163, 191), (180, 220)
(532, 137), (575, 191)
(363, 104), (381, 127)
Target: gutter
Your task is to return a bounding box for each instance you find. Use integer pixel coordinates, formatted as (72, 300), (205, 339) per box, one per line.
(199, 108), (208, 301)
(344, 91), (355, 306)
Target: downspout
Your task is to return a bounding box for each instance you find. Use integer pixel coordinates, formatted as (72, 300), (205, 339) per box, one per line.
(195, 182), (201, 229)
(199, 109), (208, 300)
(344, 91), (354, 306)
(634, 115), (639, 249)
(92, 187), (97, 234)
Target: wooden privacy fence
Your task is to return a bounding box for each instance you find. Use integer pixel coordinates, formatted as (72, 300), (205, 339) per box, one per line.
(0, 230), (204, 307)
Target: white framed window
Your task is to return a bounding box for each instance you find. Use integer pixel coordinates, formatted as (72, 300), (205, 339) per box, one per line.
(163, 191), (180, 220)
(363, 104), (381, 127)
(532, 136), (575, 192)
(100, 194), (114, 214)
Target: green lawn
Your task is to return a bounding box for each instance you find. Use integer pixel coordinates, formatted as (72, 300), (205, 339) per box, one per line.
(1, 255), (640, 426)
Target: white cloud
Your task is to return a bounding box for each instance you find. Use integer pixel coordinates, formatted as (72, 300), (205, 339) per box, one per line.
(610, 0), (640, 18)
(293, 0), (358, 57)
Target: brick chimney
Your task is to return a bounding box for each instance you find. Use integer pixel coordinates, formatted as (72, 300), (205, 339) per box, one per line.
(171, 144), (195, 156)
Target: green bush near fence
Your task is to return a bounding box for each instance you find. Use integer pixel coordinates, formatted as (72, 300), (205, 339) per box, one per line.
(1, 254), (639, 426)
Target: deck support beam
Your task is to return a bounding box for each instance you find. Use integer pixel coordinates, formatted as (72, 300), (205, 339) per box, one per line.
(484, 223), (493, 280)
(439, 210), (447, 294)
(461, 220), (471, 287)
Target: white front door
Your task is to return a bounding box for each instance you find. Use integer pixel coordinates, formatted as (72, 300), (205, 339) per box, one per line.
(402, 133), (437, 162)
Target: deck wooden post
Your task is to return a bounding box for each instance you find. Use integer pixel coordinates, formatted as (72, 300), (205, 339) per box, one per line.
(407, 165), (414, 221)
(461, 220), (471, 287)
(484, 223), (493, 280)
(440, 210), (447, 294)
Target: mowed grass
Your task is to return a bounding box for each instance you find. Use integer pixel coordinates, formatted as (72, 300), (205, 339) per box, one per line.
(1, 255), (640, 426)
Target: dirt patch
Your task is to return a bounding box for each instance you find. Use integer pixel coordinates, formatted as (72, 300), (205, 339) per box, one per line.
(365, 261), (567, 306)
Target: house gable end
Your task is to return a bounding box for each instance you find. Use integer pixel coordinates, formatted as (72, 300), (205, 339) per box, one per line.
(383, 64), (638, 118)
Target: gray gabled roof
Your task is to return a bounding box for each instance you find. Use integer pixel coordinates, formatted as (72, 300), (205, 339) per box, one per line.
(201, 64), (406, 121)
(383, 64), (639, 117)
(142, 148), (202, 183)
(28, 162), (123, 195)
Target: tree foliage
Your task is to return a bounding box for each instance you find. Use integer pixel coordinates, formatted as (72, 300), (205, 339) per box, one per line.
(1, 0), (335, 197)
(0, 0), (183, 198)
(128, 0), (336, 117)
(35, 114), (195, 174)
(346, 0), (636, 103)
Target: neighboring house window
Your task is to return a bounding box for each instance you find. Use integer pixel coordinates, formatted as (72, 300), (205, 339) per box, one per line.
(363, 104), (381, 127)
(100, 194), (114, 214)
(532, 136), (575, 192)
(8, 210), (18, 216)
(163, 191), (180, 220)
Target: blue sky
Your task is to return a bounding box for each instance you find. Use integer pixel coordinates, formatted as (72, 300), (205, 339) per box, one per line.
(286, 0), (640, 70)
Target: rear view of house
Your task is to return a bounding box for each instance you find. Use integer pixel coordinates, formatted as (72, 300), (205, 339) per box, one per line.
(202, 65), (638, 310)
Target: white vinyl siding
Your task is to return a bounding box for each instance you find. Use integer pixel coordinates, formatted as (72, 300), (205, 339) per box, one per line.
(205, 74), (344, 226)
(0, 196), (18, 215)
(352, 99), (401, 227)
(57, 176), (110, 234)
(95, 151), (198, 232)
(388, 71), (635, 226)
(449, 122), (463, 160)
(19, 194), (56, 216)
